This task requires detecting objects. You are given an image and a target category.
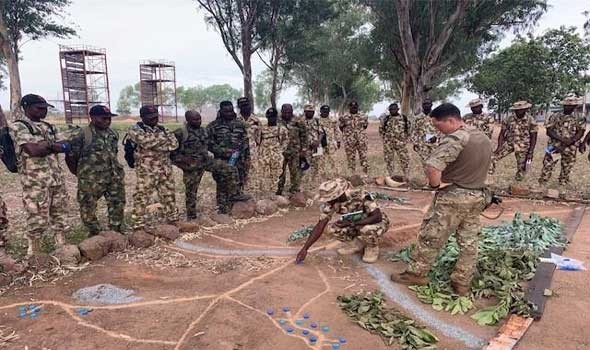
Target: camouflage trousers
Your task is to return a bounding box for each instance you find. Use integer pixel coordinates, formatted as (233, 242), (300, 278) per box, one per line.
(325, 215), (390, 247)
(316, 148), (338, 180)
(408, 187), (486, 287)
(343, 136), (369, 175)
(22, 183), (68, 239)
(278, 153), (302, 194)
(414, 143), (437, 163)
(78, 174), (125, 235)
(183, 168), (205, 219)
(490, 144), (528, 181)
(131, 165), (178, 229)
(0, 194), (7, 246)
(384, 141), (410, 178)
(210, 159), (240, 214)
(256, 151), (284, 193)
(538, 146), (577, 185)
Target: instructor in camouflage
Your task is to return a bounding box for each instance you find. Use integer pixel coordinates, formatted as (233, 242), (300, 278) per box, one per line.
(410, 98), (438, 162)
(538, 96), (586, 186)
(237, 97), (259, 192)
(379, 103), (410, 181)
(66, 105), (125, 235)
(489, 101), (538, 181)
(128, 105), (179, 229)
(317, 105), (341, 179)
(391, 103), (491, 296)
(463, 98), (495, 139)
(339, 101), (369, 176)
(256, 107), (289, 192)
(277, 103), (308, 195)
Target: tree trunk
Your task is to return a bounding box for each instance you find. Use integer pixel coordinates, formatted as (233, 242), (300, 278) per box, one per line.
(400, 71), (412, 116)
(0, 104), (7, 128)
(269, 52), (279, 110)
(0, 16), (22, 120)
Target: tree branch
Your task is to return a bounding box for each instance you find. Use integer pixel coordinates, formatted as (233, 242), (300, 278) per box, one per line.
(425, 0), (469, 68)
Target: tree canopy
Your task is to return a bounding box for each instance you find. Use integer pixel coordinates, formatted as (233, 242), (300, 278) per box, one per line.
(176, 84), (241, 111)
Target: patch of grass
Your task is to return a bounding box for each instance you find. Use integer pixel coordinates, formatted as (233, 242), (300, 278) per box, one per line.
(5, 236), (27, 260)
(66, 224), (89, 245)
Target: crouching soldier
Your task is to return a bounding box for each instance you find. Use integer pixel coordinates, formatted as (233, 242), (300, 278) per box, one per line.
(295, 178), (390, 264)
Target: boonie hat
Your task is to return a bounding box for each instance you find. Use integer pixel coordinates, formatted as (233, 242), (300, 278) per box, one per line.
(467, 98), (483, 108)
(304, 104), (315, 111)
(318, 178), (351, 203)
(509, 101), (532, 110)
(561, 96), (581, 106)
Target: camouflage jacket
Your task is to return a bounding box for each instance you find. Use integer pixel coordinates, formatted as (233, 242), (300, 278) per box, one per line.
(410, 112), (438, 146)
(127, 122), (178, 170)
(379, 113), (409, 140)
(339, 113), (368, 138)
(544, 112), (586, 150)
(9, 116), (64, 188)
(258, 124), (289, 158)
(238, 114), (261, 154)
(279, 117), (308, 157)
(207, 118), (250, 161)
(319, 188), (389, 224)
(463, 112), (495, 139)
(69, 124), (123, 181)
(171, 124), (212, 171)
(319, 116), (341, 151)
(501, 113), (538, 152)
(303, 117), (321, 150)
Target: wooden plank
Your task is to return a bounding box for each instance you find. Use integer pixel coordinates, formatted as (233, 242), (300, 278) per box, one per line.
(483, 315), (534, 350)
(526, 206), (586, 320)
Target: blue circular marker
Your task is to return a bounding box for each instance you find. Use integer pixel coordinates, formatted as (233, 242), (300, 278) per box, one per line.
(295, 319), (303, 326)
(332, 343), (341, 350)
(302, 329), (310, 335)
(339, 337), (347, 344)
(266, 308), (274, 316)
(310, 322), (318, 328)
(278, 319), (287, 325)
(286, 327), (294, 333)
(309, 335), (318, 344)
(282, 306), (290, 313)
(322, 325), (330, 332)
(303, 312), (310, 319)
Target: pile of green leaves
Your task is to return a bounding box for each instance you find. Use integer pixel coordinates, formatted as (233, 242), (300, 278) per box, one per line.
(390, 244), (415, 264)
(286, 225), (314, 243)
(407, 213), (564, 326)
(370, 192), (407, 204)
(338, 292), (438, 349)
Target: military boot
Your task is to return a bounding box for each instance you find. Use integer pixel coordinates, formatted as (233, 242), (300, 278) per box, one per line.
(390, 270), (429, 286)
(362, 245), (379, 263)
(231, 193), (253, 202)
(336, 238), (364, 256)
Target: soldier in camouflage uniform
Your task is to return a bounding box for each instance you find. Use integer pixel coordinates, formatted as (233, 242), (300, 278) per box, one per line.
(489, 101), (538, 181)
(379, 103), (410, 180)
(128, 105), (179, 229)
(277, 103), (308, 195)
(237, 97), (259, 192)
(207, 101), (252, 213)
(538, 96), (586, 186)
(256, 108), (289, 192)
(66, 105), (125, 235)
(302, 104), (322, 185)
(410, 98), (439, 162)
(318, 105), (341, 179)
(391, 103), (491, 295)
(9, 94), (71, 256)
(339, 101), (369, 175)
(295, 178), (390, 264)
(463, 98), (495, 139)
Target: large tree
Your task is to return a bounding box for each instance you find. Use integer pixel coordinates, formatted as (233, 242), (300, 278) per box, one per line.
(364, 0), (547, 114)
(177, 83), (241, 111)
(0, 0), (76, 118)
(116, 83), (140, 115)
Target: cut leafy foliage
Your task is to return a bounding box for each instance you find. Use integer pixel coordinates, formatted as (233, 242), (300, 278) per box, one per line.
(286, 225), (314, 243)
(338, 292), (438, 350)
(370, 192), (407, 204)
(390, 244), (415, 264)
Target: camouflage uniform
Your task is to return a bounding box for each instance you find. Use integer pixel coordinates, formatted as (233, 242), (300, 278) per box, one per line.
(9, 116), (69, 239)
(256, 124), (289, 191)
(303, 117), (322, 184)
(339, 113), (369, 175)
(0, 145), (7, 246)
(408, 127), (490, 288)
(237, 115), (260, 192)
(127, 123), (179, 229)
(320, 188), (390, 247)
(489, 113), (537, 181)
(69, 125), (125, 234)
(463, 112), (495, 139)
(207, 117), (248, 213)
(379, 113), (410, 178)
(410, 112), (439, 161)
(277, 117), (308, 194)
(317, 116), (341, 179)
(538, 112), (586, 185)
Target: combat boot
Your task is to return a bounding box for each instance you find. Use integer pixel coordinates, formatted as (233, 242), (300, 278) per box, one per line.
(231, 193), (253, 202)
(390, 270), (429, 286)
(451, 281), (471, 296)
(362, 245), (379, 263)
(336, 238), (364, 256)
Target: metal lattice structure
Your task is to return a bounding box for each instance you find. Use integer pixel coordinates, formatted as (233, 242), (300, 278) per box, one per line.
(59, 45), (111, 124)
(139, 60), (178, 121)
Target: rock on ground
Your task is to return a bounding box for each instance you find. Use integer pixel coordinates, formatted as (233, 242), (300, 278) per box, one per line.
(53, 244), (81, 265)
(546, 189), (560, 199)
(98, 231), (128, 252)
(410, 177), (428, 188)
(79, 236), (111, 261)
(147, 224), (181, 241)
(177, 221), (200, 233)
(231, 200), (257, 219)
(256, 199), (278, 216)
(289, 192), (307, 208)
(510, 184), (530, 197)
(72, 284), (142, 305)
(211, 214), (234, 225)
(347, 175), (364, 187)
(128, 230), (155, 248)
(196, 216), (216, 227)
(274, 195), (290, 208)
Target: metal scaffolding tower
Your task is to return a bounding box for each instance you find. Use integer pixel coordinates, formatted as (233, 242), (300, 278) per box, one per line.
(139, 60), (178, 121)
(59, 45), (111, 124)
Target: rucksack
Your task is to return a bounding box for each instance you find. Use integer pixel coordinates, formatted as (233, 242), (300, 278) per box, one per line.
(0, 120), (52, 173)
(122, 122), (151, 168)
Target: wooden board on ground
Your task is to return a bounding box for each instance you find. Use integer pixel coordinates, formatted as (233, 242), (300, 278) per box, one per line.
(483, 315), (534, 350)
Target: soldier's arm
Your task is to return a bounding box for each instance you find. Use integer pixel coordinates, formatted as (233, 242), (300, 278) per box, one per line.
(169, 129), (191, 167)
(206, 124), (231, 158)
(494, 123), (508, 154)
(338, 116), (345, 132)
(10, 123), (61, 157)
(299, 121), (308, 156)
(64, 129), (84, 175)
(128, 126), (179, 152)
(424, 134), (464, 187)
(527, 118), (538, 159)
(295, 217), (330, 264)
(361, 114), (369, 130)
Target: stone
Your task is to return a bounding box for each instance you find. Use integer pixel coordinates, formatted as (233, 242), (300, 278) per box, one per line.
(289, 192), (307, 208)
(99, 231), (128, 252)
(546, 189), (560, 199)
(274, 195), (291, 208)
(0, 250), (24, 273)
(510, 184), (530, 197)
(347, 175), (364, 187)
(128, 230), (155, 249)
(410, 177), (428, 188)
(211, 214), (234, 225)
(196, 216), (216, 227)
(53, 244), (81, 265)
(375, 176), (386, 186)
(231, 200), (257, 219)
(79, 236), (110, 261)
(177, 221), (200, 233)
(256, 199), (278, 216)
(147, 224), (181, 241)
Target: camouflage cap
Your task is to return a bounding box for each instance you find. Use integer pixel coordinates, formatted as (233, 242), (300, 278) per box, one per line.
(467, 98), (483, 108)
(318, 178), (351, 203)
(561, 96), (581, 106)
(509, 100), (532, 110)
(304, 104), (315, 111)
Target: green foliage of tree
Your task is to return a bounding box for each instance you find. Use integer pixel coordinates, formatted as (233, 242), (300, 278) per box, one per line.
(116, 83), (140, 115)
(469, 27), (590, 111)
(176, 84), (241, 111)
(254, 71), (273, 111)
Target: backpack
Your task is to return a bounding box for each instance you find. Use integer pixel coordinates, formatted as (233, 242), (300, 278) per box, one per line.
(122, 122), (150, 168)
(0, 120), (52, 173)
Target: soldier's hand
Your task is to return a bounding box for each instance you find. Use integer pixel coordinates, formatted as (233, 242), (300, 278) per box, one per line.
(579, 143), (587, 154)
(334, 220), (352, 228)
(526, 152), (534, 163)
(295, 248), (308, 264)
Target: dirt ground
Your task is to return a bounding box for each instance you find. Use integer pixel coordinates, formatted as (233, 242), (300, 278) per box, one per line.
(1, 122), (589, 349)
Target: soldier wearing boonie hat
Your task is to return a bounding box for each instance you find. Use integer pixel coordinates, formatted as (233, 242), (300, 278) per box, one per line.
(463, 98), (495, 140)
(489, 100), (537, 181)
(295, 178), (390, 264)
